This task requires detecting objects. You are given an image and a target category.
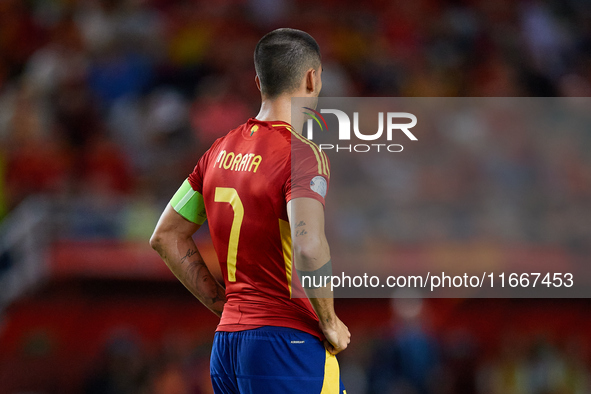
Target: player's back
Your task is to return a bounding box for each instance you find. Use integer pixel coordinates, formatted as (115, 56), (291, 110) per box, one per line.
(187, 118), (330, 339)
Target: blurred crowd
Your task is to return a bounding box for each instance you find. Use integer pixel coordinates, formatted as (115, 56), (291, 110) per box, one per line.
(1, 0), (591, 231)
(83, 329), (213, 394)
(326, 98), (591, 257)
(1, 1), (591, 392)
(364, 299), (591, 394)
(77, 298), (591, 394)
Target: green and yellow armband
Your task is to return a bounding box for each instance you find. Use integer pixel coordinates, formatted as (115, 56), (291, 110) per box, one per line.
(170, 179), (207, 225)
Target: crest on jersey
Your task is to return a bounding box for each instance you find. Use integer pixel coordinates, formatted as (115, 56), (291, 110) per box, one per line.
(250, 125), (259, 136)
(310, 176), (327, 198)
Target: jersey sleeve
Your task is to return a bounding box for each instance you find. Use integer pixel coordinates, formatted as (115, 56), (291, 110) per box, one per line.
(170, 141), (220, 225)
(187, 154), (206, 193)
(285, 137), (331, 206)
(187, 138), (223, 192)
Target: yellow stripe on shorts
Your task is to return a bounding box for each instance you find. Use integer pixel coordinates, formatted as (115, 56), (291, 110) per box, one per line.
(320, 350), (340, 393)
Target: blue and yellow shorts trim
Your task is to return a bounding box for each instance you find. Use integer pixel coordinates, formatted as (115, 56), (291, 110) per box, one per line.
(211, 326), (346, 394)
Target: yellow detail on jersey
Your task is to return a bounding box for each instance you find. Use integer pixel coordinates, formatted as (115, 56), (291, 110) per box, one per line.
(319, 149), (330, 178)
(214, 150), (261, 173)
(289, 129), (329, 177)
(222, 151), (235, 169)
(278, 218), (292, 298)
(272, 123), (329, 177)
(248, 155), (262, 173)
(214, 187), (244, 282)
(250, 125), (259, 136)
(320, 350), (340, 393)
(230, 153), (243, 171)
(273, 123), (297, 135)
(237, 153), (252, 171)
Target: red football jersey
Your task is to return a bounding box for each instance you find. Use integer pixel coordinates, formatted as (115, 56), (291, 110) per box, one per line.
(187, 118), (331, 339)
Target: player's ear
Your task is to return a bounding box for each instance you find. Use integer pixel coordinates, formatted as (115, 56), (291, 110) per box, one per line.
(316, 65), (322, 94)
(305, 68), (317, 95)
(255, 75), (261, 92)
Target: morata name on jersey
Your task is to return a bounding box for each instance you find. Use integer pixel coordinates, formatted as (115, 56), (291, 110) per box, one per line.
(214, 150), (262, 173)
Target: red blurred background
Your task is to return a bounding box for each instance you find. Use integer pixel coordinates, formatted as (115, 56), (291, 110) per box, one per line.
(1, 0), (591, 393)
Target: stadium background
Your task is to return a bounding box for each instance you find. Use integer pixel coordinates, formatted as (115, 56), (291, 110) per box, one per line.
(1, 0), (591, 393)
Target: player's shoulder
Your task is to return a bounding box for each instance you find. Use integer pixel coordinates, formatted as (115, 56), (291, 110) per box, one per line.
(218, 118), (286, 142)
(289, 129), (330, 179)
(220, 120), (250, 140)
(290, 130), (322, 153)
(206, 120), (250, 152)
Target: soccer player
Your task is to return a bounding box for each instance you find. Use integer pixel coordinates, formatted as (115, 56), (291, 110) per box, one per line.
(150, 28), (350, 393)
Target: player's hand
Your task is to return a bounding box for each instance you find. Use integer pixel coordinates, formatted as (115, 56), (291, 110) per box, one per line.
(320, 317), (350, 355)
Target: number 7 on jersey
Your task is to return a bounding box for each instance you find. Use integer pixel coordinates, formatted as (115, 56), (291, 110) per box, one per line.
(214, 187), (244, 282)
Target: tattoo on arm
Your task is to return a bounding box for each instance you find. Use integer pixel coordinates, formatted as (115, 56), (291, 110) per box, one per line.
(296, 229), (308, 237)
(295, 221), (307, 237)
(185, 260), (226, 306)
(211, 285), (226, 305)
(180, 248), (197, 264)
(155, 239), (224, 316)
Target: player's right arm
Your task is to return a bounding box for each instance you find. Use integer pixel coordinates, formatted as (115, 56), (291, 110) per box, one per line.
(287, 197), (350, 355)
(150, 180), (226, 318)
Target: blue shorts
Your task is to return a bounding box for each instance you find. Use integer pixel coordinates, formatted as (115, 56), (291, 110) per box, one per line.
(210, 326), (346, 394)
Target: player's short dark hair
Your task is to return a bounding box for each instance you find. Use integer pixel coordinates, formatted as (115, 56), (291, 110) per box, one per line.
(254, 28), (321, 98)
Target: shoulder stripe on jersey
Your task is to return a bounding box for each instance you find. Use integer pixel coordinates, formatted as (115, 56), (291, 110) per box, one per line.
(317, 148), (329, 178)
(320, 149), (330, 178)
(290, 130), (323, 175)
(272, 123), (329, 178)
(299, 131), (329, 178)
(289, 129), (328, 177)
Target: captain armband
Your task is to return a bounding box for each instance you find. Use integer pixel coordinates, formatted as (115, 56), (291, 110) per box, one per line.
(297, 260), (332, 289)
(170, 179), (207, 225)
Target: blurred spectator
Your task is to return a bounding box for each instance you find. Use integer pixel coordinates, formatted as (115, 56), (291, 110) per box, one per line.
(367, 294), (440, 394)
(82, 133), (133, 196)
(190, 78), (251, 147)
(3, 82), (70, 209)
(0, 0), (43, 79)
(476, 334), (591, 394)
(85, 332), (149, 394)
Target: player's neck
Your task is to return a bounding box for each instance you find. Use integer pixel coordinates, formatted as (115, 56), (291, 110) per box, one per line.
(255, 97), (293, 129)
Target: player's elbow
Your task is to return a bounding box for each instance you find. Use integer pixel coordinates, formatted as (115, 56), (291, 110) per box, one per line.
(149, 232), (162, 251)
(149, 229), (169, 252)
(293, 237), (327, 262)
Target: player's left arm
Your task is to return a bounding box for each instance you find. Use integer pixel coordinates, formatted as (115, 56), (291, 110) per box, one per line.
(150, 204), (226, 317)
